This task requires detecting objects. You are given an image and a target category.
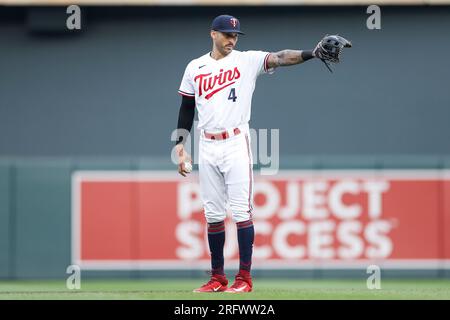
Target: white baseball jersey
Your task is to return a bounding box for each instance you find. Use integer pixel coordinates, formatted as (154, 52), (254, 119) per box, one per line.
(178, 50), (273, 131)
(178, 49), (274, 224)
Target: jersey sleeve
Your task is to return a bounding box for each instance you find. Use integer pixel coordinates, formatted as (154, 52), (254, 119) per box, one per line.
(245, 50), (275, 77)
(178, 63), (195, 98)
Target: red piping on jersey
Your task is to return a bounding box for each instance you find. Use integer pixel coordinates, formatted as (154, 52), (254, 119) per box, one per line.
(178, 90), (195, 97)
(264, 53), (271, 73)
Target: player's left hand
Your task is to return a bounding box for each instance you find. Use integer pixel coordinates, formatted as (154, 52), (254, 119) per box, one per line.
(313, 34), (352, 72)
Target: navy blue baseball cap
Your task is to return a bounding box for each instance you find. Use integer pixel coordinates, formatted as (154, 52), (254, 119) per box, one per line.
(211, 15), (244, 35)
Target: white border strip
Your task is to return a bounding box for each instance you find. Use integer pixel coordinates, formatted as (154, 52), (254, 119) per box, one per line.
(75, 259), (450, 270)
(71, 171), (81, 270)
(73, 169), (450, 181)
(72, 170), (450, 270)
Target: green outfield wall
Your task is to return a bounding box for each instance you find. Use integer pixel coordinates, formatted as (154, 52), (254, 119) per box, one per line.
(0, 156), (449, 279)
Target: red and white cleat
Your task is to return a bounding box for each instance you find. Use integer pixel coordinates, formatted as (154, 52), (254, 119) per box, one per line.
(193, 274), (228, 293)
(225, 272), (253, 293)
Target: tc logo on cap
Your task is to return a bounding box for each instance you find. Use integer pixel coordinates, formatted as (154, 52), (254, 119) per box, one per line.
(211, 14), (244, 35)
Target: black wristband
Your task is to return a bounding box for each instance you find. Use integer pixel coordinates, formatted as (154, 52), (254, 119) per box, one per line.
(301, 50), (314, 62)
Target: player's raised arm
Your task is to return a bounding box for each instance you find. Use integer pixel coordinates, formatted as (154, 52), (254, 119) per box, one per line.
(174, 95), (195, 177)
(266, 49), (315, 68)
(267, 35), (352, 72)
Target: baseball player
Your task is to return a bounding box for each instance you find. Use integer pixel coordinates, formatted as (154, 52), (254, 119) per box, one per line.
(174, 15), (351, 293)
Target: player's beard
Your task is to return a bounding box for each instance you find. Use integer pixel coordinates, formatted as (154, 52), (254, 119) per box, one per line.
(212, 40), (234, 58)
(223, 43), (234, 55)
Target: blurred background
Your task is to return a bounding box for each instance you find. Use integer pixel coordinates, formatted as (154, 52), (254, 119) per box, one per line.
(1, 0), (450, 282)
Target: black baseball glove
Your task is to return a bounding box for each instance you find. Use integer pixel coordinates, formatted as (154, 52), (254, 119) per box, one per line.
(313, 35), (352, 73)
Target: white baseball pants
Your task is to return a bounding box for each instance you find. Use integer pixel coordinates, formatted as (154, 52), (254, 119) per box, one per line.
(199, 125), (254, 223)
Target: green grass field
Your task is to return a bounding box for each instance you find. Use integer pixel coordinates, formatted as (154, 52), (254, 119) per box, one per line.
(0, 279), (449, 300)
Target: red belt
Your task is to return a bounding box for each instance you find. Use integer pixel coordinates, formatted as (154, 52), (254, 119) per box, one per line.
(204, 128), (241, 140)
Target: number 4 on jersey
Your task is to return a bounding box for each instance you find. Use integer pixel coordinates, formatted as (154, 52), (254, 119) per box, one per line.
(228, 88), (237, 102)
